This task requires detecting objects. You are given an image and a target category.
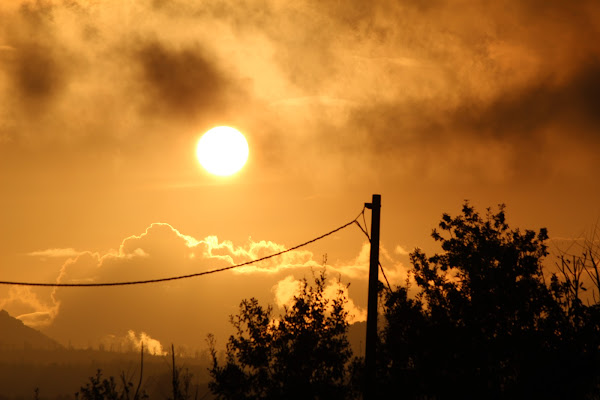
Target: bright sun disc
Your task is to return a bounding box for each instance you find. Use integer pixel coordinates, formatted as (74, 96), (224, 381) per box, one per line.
(196, 126), (249, 176)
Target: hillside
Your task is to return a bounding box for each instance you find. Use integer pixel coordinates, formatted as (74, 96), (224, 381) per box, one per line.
(0, 309), (62, 350)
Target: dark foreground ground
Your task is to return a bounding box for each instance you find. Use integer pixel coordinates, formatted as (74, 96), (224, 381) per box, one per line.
(0, 348), (213, 400)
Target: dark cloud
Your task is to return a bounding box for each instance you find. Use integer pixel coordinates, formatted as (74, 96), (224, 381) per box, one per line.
(16, 0), (55, 28)
(456, 56), (600, 138)
(136, 41), (220, 113)
(342, 53), (600, 183)
(11, 43), (66, 103)
(563, 58), (600, 130)
(134, 39), (243, 121)
(1, 1), (69, 109)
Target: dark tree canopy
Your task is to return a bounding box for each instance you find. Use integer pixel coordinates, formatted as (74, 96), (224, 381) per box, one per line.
(380, 203), (600, 399)
(208, 202), (600, 399)
(412, 202), (550, 335)
(208, 272), (355, 400)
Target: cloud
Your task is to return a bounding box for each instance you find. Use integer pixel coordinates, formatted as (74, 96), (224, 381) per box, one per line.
(0, 286), (58, 328)
(326, 242), (409, 284)
(395, 245), (410, 256)
(9, 42), (67, 104)
(272, 275), (301, 309)
(451, 58), (600, 139)
(4, 219), (411, 343)
(134, 39), (242, 119)
(327, 243), (370, 280)
(2, 0), (599, 348)
(272, 275), (367, 323)
(2, 0), (599, 187)
(28, 248), (82, 258)
(324, 281), (367, 323)
(0, 0), (252, 147)
(98, 330), (167, 355)
(126, 330), (167, 356)
(13, 222), (399, 349)
(17, 311), (55, 328)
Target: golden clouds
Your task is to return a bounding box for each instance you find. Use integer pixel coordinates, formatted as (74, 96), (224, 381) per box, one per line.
(8, 222), (407, 349)
(272, 275), (300, 309)
(2, 0), (599, 183)
(126, 330), (167, 356)
(272, 275), (367, 323)
(98, 330), (167, 355)
(28, 248), (82, 258)
(0, 286), (57, 328)
(0, 0), (248, 145)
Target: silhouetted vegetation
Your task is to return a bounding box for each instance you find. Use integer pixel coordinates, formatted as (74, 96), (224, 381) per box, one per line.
(208, 271), (356, 399)
(378, 202), (600, 399)
(15, 202), (600, 399)
(76, 345), (147, 400)
(168, 344), (197, 400)
(74, 344), (201, 400)
(75, 369), (148, 400)
(208, 202), (600, 399)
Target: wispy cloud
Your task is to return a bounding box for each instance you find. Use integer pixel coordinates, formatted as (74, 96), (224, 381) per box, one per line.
(28, 248), (82, 258)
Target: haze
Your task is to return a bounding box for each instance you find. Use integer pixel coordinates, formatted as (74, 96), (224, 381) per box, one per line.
(1, 0), (599, 358)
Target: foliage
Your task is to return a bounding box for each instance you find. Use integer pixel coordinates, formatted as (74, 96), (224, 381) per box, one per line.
(75, 369), (148, 400)
(379, 202), (600, 398)
(76, 344), (147, 400)
(168, 344), (197, 400)
(208, 271), (355, 400)
(73, 202), (600, 399)
(74, 344), (198, 400)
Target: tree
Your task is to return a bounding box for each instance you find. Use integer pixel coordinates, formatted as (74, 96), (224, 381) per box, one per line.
(76, 345), (147, 400)
(168, 343), (197, 400)
(75, 369), (148, 400)
(379, 202), (600, 398)
(549, 231), (600, 397)
(208, 271), (355, 400)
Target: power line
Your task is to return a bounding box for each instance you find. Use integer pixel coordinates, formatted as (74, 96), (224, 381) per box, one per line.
(0, 209), (365, 288)
(354, 216), (393, 292)
(378, 261), (393, 292)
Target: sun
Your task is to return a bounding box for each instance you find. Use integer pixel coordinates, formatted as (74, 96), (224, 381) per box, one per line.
(196, 126), (249, 176)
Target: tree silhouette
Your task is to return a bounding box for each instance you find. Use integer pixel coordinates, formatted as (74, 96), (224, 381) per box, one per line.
(208, 271), (355, 400)
(379, 202), (600, 399)
(168, 343), (197, 400)
(75, 345), (147, 400)
(75, 369), (148, 400)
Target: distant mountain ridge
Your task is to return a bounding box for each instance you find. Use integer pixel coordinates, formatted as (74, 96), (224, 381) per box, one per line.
(0, 309), (62, 350)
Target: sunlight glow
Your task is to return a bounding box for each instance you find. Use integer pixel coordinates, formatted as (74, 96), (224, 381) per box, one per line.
(196, 126), (249, 176)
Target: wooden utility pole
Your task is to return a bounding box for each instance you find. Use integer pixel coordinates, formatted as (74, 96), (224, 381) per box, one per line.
(364, 194), (381, 399)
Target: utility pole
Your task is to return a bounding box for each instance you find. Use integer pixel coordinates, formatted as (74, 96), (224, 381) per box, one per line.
(364, 194), (381, 399)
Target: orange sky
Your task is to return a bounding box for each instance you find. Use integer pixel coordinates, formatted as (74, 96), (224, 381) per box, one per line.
(1, 0), (600, 351)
